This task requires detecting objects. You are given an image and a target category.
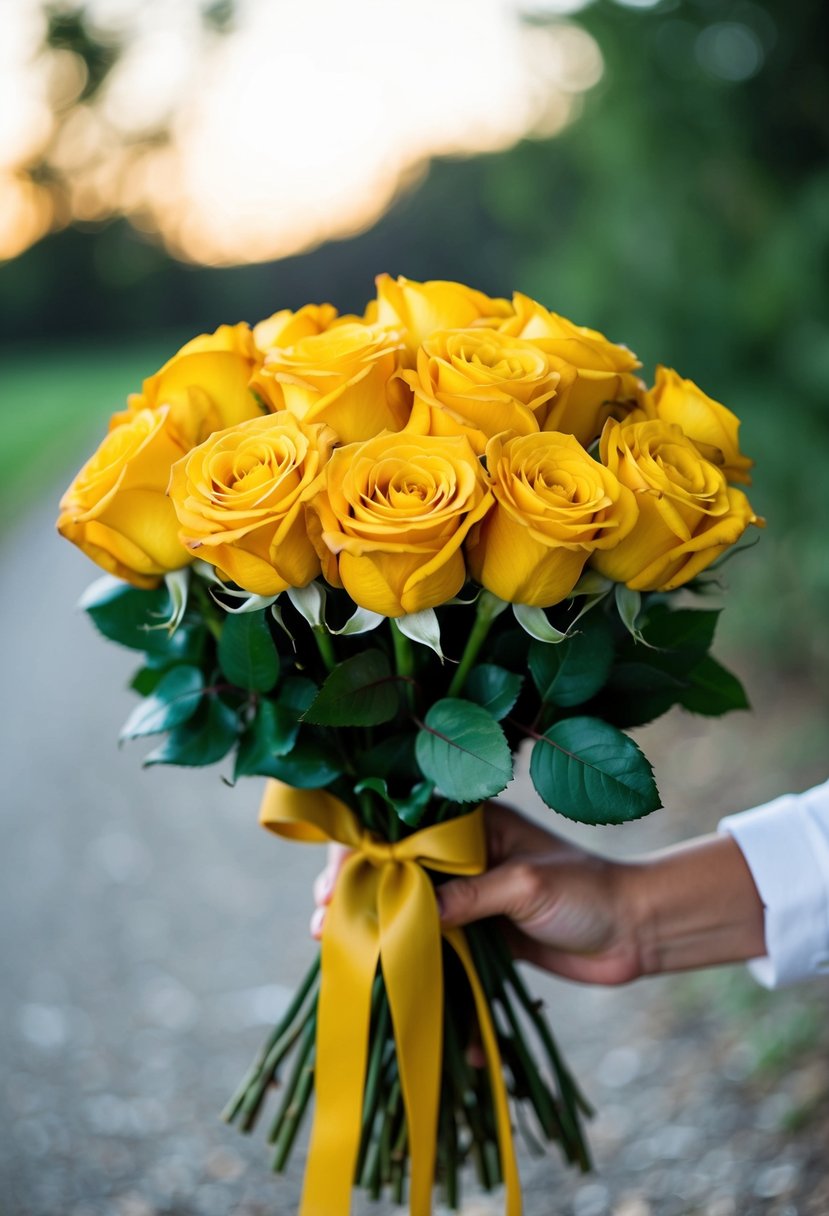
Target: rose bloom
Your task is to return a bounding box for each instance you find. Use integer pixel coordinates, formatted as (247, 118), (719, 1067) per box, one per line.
(403, 327), (562, 454)
(116, 322), (264, 449)
(632, 366), (753, 484)
(57, 406), (191, 587)
(497, 293), (642, 445)
(168, 412), (335, 597)
(370, 274), (513, 353)
(310, 431), (492, 617)
(252, 302), (362, 355)
(251, 321), (410, 444)
(467, 432), (639, 607)
(591, 418), (762, 591)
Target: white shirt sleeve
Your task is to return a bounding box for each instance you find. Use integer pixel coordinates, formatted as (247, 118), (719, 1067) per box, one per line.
(719, 778), (829, 987)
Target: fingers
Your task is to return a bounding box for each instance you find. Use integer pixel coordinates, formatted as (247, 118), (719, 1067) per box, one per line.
(483, 800), (571, 866)
(438, 858), (547, 929)
(503, 921), (640, 987)
(312, 843), (351, 906)
(310, 844), (353, 940)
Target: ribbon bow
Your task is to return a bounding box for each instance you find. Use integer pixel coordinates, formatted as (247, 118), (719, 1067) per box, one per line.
(259, 781), (521, 1216)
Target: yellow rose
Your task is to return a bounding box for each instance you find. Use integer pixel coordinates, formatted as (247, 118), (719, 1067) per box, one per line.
(403, 327), (562, 454)
(372, 274), (513, 352)
(173, 321), (259, 361)
(498, 294), (642, 445)
(310, 431), (492, 616)
(117, 323), (263, 450)
(466, 432), (639, 607)
(251, 321), (410, 444)
(634, 366), (753, 484)
(252, 303), (341, 353)
(57, 407), (191, 587)
(168, 412), (335, 596)
(591, 418), (762, 591)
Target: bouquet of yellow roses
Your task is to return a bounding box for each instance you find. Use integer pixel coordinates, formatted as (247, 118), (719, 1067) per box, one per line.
(58, 276), (762, 1216)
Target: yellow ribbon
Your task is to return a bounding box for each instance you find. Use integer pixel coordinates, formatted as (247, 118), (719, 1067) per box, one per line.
(259, 781), (521, 1216)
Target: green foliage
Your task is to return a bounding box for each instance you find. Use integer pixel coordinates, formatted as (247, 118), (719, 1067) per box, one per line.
(218, 610), (279, 693)
(529, 613), (614, 708)
(599, 662), (688, 728)
(355, 732), (420, 783)
(680, 655), (749, 716)
(463, 664), (523, 721)
(84, 579), (200, 659)
(242, 736), (343, 787)
(354, 778), (434, 828)
(120, 666), (204, 740)
(130, 667), (167, 696)
(415, 698), (512, 803)
(642, 605), (720, 657)
(591, 604), (746, 726)
(303, 650), (401, 726)
(144, 695), (239, 768)
(529, 716), (661, 825)
(234, 679), (317, 778)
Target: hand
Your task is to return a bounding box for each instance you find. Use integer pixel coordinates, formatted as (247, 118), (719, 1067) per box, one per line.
(309, 804), (642, 983)
(440, 801), (767, 982)
(438, 802), (646, 985)
(310, 800), (767, 982)
(310, 843), (351, 940)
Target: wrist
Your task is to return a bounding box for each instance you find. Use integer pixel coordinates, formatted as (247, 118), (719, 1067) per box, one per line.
(622, 834), (767, 977)
(614, 859), (656, 980)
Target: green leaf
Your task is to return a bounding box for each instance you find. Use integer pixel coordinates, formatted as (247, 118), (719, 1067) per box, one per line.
(218, 610), (279, 692)
(530, 716), (661, 825)
(529, 614), (615, 708)
(234, 678), (318, 777)
(680, 656), (749, 716)
(242, 735), (343, 787)
(415, 698), (512, 803)
(464, 664), (523, 721)
(643, 604), (720, 656)
(130, 667), (166, 696)
(120, 666), (204, 740)
(140, 624), (206, 669)
(354, 778), (435, 828)
(355, 732), (420, 782)
(303, 650), (401, 726)
(597, 662), (689, 728)
(81, 578), (185, 655)
(143, 696), (240, 768)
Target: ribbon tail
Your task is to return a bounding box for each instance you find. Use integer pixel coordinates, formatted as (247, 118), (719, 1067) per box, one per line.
(379, 863), (444, 1216)
(444, 927), (522, 1216)
(300, 857), (380, 1216)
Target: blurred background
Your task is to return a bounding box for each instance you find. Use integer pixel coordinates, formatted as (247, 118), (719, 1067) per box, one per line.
(2, 2), (829, 1214)
(3, 0), (829, 669)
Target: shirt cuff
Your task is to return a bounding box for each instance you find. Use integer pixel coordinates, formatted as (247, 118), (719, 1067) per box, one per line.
(719, 782), (829, 988)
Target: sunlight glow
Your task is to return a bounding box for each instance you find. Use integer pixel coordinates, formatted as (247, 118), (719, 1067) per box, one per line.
(1, 0), (605, 265)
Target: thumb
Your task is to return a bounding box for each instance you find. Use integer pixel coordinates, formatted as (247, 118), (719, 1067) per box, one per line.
(437, 861), (539, 928)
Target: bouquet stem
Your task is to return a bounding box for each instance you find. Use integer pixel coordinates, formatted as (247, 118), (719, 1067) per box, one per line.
(225, 920), (591, 1209)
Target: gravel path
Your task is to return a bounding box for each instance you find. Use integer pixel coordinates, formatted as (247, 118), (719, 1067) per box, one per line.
(2, 497), (828, 1216)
